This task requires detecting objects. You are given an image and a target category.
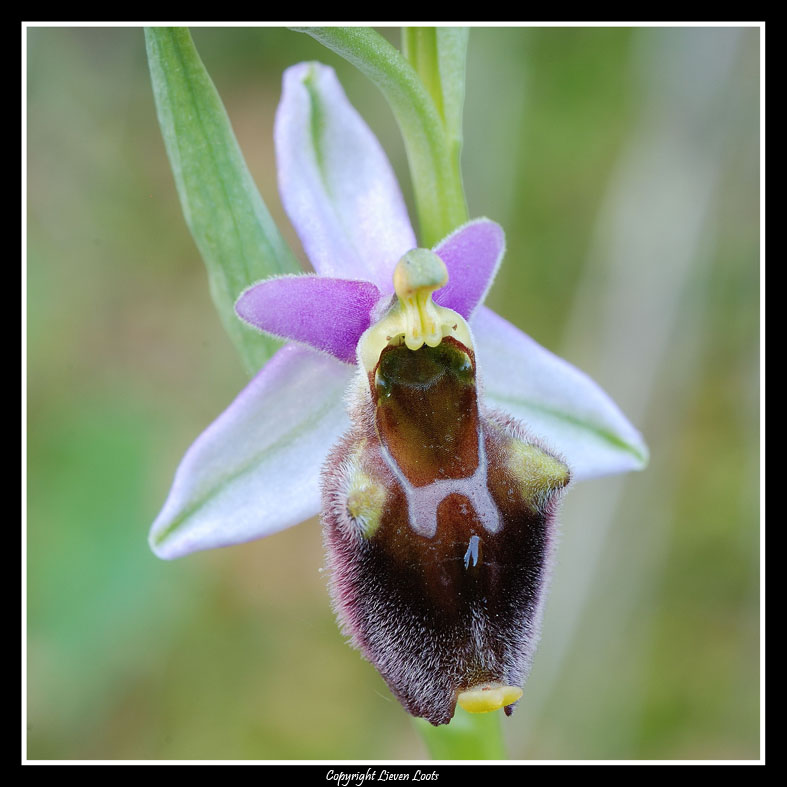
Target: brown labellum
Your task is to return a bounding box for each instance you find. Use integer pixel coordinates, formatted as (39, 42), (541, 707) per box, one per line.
(321, 335), (570, 725)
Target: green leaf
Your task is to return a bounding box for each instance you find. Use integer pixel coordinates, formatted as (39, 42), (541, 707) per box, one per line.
(293, 27), (468, 247)
(145, 27), (301, 375)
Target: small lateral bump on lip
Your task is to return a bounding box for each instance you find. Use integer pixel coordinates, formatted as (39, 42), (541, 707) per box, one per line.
(456, 684), (523, 714)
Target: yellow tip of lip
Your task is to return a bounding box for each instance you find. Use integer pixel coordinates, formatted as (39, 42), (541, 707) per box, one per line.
(456, 684), (523, 714)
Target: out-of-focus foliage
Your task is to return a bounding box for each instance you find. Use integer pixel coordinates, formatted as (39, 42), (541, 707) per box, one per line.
(26, 26), (759, 760)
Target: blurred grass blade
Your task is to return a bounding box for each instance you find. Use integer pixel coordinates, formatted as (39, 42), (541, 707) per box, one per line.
(293, 27), (468, 247)
(145, 27), (301, 375)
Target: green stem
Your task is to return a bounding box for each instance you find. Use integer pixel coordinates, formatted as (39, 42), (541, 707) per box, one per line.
(401, 28), (445, 120)
(401, 26), (468, 222)
(414, 707), (506, 760)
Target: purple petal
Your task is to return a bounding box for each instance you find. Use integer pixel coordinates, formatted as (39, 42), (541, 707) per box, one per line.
(433, 218), (505, 319)
(236, 275), (383, 365)
(275, 62), (416, 288)
(149, 344), (354, 559)
(472, 307), (648, 480)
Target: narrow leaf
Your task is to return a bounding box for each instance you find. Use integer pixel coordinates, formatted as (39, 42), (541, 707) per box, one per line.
(145, 27), (301, 374)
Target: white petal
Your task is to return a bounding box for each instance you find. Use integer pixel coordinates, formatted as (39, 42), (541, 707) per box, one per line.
(275, 62), (416, 287)
(149, 344), (353, 559)
(472, 307), (648, 481)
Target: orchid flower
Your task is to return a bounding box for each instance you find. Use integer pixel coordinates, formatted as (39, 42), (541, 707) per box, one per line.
(148, 61), (647, 726)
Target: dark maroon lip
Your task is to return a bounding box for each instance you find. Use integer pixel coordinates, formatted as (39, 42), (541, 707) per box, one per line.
(322, 334), (569, 725)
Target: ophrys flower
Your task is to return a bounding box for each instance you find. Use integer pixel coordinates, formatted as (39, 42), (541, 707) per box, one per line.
(149, 62), (647, 725)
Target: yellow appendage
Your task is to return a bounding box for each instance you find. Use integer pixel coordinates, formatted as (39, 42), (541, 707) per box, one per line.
(507, 441), (570, 510)
(456, 684), (523, 713)
(346, 471), (387, 539)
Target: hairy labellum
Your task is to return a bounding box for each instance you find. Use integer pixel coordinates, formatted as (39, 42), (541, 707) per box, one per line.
(321, 250), (570, 726)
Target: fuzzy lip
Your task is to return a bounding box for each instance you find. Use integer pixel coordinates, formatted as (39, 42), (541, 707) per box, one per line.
(320, 341), (570, 725)
(148, 61), (647, 562)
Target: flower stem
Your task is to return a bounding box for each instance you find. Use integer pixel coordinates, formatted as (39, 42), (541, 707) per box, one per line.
(413, 707), (506, 760)
(401, 26), (468, 234)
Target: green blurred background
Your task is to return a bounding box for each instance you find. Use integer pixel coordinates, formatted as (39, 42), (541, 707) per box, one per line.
(26, 25), (760, 760)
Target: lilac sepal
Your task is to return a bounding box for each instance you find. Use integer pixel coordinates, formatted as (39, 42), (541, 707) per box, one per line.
(275, 62), (416, 287)
(149, 344), (354, 559)
(472, 307), (649, 481)
(236, 275), (382, 364)
(433, 218), (505, 319)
